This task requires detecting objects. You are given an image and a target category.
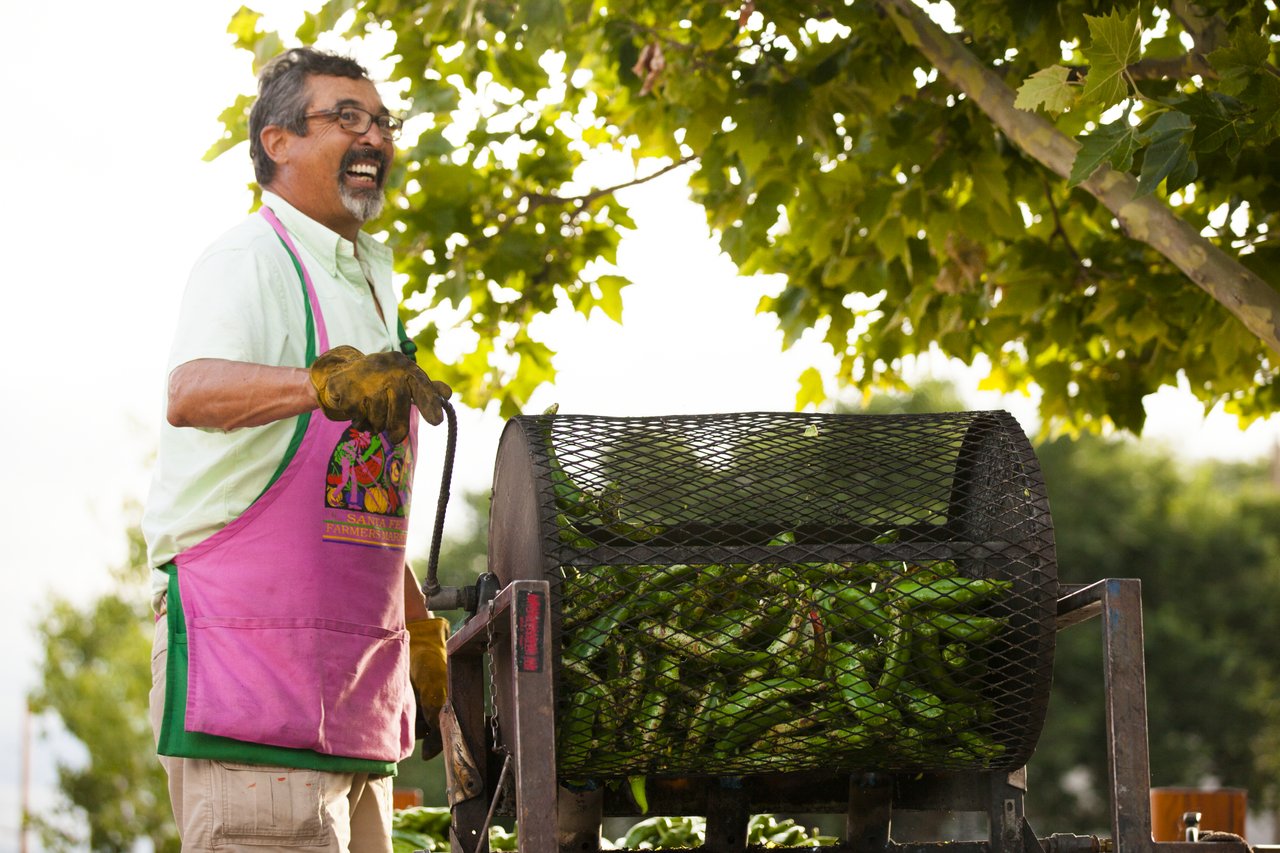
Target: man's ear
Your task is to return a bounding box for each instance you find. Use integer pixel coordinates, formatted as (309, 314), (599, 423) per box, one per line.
(259, 125), (292, 169)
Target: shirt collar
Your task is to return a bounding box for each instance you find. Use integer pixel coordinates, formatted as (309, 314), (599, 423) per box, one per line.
(259, 191), (393, 280)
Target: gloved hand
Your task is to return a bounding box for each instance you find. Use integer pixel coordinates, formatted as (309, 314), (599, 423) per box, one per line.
(408, 616), (449, 737)
(309, 345), (452, 443)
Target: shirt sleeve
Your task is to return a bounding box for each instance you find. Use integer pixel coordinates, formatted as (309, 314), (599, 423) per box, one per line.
(166, 232), (302, 372)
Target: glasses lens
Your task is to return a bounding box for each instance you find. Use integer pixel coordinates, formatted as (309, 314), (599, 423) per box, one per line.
(337, 107), (371, 134)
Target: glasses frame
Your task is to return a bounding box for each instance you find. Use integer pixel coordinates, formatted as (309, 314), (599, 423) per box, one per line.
(303, 105), (402, 141)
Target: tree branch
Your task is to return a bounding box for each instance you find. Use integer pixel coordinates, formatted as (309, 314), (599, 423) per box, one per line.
(526, 155), (697, 213)
(1127, 54), (1216, 82)
(492, 155), (699, 237)
(876, 0), (1280, 359)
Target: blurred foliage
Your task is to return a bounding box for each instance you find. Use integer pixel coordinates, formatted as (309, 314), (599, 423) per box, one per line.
(27, 519), (179, 853)
(214, 0), (1280, 434)
(1029, 434), (1280, 830)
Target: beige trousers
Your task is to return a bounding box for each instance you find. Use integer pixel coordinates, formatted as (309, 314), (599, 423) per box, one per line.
(149, 618), (394, 852)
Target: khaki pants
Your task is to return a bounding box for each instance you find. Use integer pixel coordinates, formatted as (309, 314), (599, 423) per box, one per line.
(149, 618), (394, 853)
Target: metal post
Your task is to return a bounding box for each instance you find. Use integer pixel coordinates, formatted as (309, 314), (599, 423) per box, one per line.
(448, 614), (493, 853)
(847, 772), (892, 853)
(705, 777), (749, 853)
(507, 580), (558, 853)
(1098, 579), (1154, 853)
(1057, 579), (1249, 853)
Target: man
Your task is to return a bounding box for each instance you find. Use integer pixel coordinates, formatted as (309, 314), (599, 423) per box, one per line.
(143, 47), (451, 852)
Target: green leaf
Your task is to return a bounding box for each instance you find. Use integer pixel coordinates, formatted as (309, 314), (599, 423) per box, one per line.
(797, 367), (827, 410)
(203, 93), (254, 162)
(1068, 119), (1139, 187)
(227, 6), (264, 50)
(1179, 91), (1248, 157)
(1136, 111), (1196, 196)
(593, 275), (629, 324)
(412, 79), (461, 116)
(1208, 30), (1271, 77)
(296, 0), (359, 45)
(1080, 9), (1142, 109)
(1015, 65), (1076, 114)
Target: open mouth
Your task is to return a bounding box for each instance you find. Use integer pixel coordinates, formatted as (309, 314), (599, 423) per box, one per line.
(341, 148), (385, 190)
(344, 161), (380, 188)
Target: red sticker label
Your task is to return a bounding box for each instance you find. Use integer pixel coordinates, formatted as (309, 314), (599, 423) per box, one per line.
(516, 590), (545, 673)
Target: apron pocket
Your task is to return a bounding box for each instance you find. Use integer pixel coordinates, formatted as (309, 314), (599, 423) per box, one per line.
(186, 616), (411, 762)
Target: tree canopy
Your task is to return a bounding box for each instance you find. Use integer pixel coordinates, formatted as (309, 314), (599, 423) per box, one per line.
(27, 524), (178, 853)
(213, 0), (1280, 433)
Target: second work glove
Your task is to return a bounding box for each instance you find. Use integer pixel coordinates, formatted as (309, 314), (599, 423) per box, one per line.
(408, 616), (450, 757)
(310, 346), (452, 444)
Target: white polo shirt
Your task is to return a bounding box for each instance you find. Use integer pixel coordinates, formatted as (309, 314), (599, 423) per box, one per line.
(143, 192), (402, 595)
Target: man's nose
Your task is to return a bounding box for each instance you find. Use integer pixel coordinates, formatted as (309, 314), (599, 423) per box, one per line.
(356, 120), (392, 147)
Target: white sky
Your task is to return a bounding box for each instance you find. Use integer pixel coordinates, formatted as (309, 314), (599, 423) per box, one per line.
(2, 1), (1278, 849)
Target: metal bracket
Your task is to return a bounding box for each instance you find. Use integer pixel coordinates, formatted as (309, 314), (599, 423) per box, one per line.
(447, 580), (556, 853)
(1056, 580), (1249, 853)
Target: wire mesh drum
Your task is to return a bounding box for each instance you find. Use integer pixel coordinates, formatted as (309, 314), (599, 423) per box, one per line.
(488, 411), (1057, 780)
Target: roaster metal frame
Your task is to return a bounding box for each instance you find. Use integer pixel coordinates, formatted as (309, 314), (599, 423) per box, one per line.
(444, 578), (1250, 853)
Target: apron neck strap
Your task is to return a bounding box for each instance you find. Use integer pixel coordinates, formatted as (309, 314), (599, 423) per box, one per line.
(259, 206), (331, 357)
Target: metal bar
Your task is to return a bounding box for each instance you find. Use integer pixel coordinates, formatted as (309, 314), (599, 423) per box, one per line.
(449, 614), (492, 853)
(480, 756), (513, 845)
(507, 580), (558, 853)
(1058, 581), (1251, 853)
(705, 778), (749, 853)
(449, 586), (516, 656)
(848, 773), (892, 853)
(988, 771), (1026, 853)
(1056, 580), (1108, 631)
(557, 540), (1042, 568)
(1099, 579), (1153, 853)
(888, 843), (989, 853)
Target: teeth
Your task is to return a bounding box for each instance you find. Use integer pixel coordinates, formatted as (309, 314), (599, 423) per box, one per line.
(348, 163), (378, 178)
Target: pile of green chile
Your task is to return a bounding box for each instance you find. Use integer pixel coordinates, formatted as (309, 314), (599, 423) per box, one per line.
(556, 552), (1012, 776)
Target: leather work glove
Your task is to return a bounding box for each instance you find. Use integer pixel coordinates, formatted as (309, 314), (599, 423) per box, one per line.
(408, 617), (450, 756)
(310, 345), (452, 443)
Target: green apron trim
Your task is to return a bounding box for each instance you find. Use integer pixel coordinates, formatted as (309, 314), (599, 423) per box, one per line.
(253, 233), (317, 502)
(157, 566), (397, 773)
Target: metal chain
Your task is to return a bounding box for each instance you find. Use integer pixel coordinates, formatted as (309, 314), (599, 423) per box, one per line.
(485, 599), (509, 758)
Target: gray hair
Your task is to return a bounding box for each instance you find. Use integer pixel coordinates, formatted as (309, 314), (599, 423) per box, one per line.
(249, 47), (371, 186)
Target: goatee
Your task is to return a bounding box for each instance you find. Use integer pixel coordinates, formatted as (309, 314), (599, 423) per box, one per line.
(339, 146), (387, 223)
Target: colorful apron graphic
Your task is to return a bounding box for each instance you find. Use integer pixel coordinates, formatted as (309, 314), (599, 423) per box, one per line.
(157, 206), (419, 767)
(322, 427), (414, 549)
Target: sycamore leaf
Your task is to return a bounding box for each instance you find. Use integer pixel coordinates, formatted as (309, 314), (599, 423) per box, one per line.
(296, 0), (359, 44)
(227, 6), (264, 50)
(796, 367), (827, 411)
(1137, 111), (1196, 196)
(1068, 119), (1139, 187)
(203, 93), (254, 161)
(1080, 9), (1142, 109)
(1179, 91), (1248, 157)
(1208, 30), (1271, 78)
(1015, 66), (1076, 114)
(594, 275), (629, 324)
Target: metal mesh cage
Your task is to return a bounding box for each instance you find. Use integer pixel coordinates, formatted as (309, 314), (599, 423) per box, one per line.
(487, 411), (1057, 780)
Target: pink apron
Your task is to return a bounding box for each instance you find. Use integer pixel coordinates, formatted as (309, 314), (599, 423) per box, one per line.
(170, 207), (417, 763)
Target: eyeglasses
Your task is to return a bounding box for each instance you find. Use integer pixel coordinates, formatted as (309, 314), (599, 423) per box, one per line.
(304, 106), (402, 140)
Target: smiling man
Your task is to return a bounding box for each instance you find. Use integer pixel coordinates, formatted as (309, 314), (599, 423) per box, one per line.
(143, 48), (452, 852)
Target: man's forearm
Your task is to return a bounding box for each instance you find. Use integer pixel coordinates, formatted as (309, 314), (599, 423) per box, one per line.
(167, 358), (318, 430)
(405, 564), (430, 622)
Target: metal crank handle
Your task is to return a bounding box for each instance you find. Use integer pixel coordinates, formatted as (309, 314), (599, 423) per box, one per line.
(418, 397), (501, 615)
